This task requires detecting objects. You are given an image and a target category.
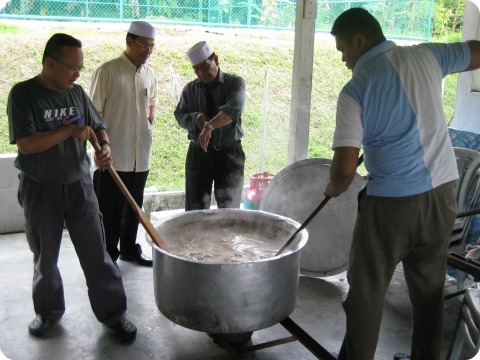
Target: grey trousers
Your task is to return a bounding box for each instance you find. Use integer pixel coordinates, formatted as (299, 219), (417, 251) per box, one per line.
(18, 173), (127, 326)
(338, 181), (456, 360)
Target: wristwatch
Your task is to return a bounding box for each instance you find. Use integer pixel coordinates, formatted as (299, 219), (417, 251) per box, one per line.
(204, 121), (214, 131)
(99, 140), (110, 147)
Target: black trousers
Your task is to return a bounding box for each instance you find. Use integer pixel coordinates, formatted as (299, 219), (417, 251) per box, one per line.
(93, 169), (149, 261)
(185, 141), (245, 211)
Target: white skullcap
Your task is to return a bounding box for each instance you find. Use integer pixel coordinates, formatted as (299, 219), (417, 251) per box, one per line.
(186, 41), (214, 66)
(128, 21), (156, 39)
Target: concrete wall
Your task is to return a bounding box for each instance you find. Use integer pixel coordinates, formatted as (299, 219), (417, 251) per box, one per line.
(0, 151), (97, 234)
(0, 152), (189, 234)
(0, 154), (23, 234)
(451, 0), (480, 132)
(0, 153), (248, 234)
(143, 190), (186, 217)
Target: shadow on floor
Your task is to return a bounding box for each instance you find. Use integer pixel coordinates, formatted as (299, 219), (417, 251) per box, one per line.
(0, 228), (466, 360)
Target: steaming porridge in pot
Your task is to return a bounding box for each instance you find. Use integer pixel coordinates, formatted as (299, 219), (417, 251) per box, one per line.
(163, 226), (286, 263)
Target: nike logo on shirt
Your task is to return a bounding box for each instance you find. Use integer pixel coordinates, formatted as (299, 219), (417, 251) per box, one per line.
(63, 115), (82, 126)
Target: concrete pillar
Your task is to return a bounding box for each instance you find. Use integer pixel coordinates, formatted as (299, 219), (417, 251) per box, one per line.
(451, 0), (480, 133)
(287, 0), (317, 164)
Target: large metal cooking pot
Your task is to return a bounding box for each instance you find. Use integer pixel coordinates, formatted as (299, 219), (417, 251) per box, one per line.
(146, 209), (308, 334)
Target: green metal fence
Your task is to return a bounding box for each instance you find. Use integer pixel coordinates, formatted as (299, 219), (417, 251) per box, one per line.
(0, 0), (433, 41)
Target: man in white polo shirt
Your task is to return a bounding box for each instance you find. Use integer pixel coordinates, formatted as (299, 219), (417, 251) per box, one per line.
(90, 21), (158, 267)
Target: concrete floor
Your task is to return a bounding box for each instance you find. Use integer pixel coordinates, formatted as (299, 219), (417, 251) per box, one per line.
(0, 213), (469, 360)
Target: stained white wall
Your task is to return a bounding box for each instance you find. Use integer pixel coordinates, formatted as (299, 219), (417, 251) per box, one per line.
(0, 151), (243, 234)
(0, 155), (23, 234)
(0, 151), (95, 234)
(451, 0), (480, 132)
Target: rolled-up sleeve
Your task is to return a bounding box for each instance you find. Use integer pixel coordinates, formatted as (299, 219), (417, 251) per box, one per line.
(175, 70), (246, 144)
(218, 75), (246, 123)
(174, 84), (200, 132)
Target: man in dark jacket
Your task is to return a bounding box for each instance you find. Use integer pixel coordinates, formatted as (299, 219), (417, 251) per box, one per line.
(174, 41), (246, 210)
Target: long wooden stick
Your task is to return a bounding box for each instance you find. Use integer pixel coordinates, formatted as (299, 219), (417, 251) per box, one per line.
(88, 129), (169, 252)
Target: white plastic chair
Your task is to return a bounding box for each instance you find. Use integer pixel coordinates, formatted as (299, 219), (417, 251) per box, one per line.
(448, 148), (480, 292)
(448, 288), (480, 360)
(449, 148), (480, 251)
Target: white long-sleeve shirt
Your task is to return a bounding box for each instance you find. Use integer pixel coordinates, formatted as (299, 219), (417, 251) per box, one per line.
(90, 52), (158, 172)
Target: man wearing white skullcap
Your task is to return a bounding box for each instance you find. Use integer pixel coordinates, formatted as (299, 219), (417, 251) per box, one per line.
(186, 41), (214, 66)
(175, 41), (247, 211)
(128, 20), (156, 38)
(90, 21), (158, 267)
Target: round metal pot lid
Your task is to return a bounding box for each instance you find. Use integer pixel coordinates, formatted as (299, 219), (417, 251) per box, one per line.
(259, 158), (365, 277)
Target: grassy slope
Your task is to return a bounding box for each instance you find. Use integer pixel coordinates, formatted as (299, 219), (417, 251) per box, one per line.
(0, 21), (459, 191)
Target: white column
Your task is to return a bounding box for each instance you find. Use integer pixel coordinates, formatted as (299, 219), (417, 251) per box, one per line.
(451, 0), (480, 132)
(287, 0), (317, 164)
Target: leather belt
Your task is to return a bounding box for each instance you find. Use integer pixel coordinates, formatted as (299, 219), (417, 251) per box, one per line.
(192, 140), (241, 151)
(211, 140), (241, 151)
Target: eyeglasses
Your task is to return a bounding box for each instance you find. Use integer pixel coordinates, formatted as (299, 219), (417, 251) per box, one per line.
(51, 57), (84, 72)
(133, 39), (155, 51)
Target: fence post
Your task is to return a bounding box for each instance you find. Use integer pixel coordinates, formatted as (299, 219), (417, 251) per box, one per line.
(120, 0), (123, 21)
(247, 0), (252, 26)
(427, 0), (433, 41)
(198, 0), (203, 23)
(260, 69), (269, 172)
(277, 1), (281, 27)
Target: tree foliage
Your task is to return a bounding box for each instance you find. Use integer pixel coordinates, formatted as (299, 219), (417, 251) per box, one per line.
(432, 0), (465, 38)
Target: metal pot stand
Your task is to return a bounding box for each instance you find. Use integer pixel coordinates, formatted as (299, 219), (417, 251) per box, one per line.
(210, 317), (337, 359)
